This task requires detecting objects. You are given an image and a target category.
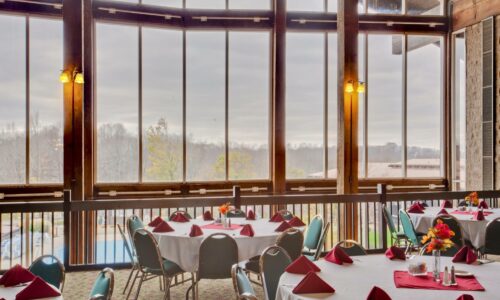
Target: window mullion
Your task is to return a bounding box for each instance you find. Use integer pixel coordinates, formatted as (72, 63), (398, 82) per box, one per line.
(324, 32), (328, 179)
(402, 35), (408, 178)
(225, 30), (229, 181)
(25, 16), (30, 185)
(138, 26), (143, 183)
(182, 30), (187, 182)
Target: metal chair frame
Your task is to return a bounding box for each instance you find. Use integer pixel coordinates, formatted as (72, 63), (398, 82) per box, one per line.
(231, 264), (258, 300)
(334, 239), (368, 256)
(29, 254), (65, 291)
(259, 246), (292, 300)
(88, 267), (114, 300)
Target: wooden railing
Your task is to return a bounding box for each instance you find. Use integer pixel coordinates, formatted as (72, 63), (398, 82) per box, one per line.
(1, 186), (499, 271)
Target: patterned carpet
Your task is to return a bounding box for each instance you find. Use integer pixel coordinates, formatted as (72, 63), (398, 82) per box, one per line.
(63, 268), (264, 300)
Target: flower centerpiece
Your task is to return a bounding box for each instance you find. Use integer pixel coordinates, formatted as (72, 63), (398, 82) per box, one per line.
(421, 219), (455, 281)
(218, 202), (231, 228)
(465, 192), (479, 210)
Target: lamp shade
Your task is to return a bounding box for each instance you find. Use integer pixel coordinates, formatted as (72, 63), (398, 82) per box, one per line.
(59, 71), (70, 83)
(357, 82), (365, 93)
(74, 72), (84, 84)
(345, 82), (354, 93)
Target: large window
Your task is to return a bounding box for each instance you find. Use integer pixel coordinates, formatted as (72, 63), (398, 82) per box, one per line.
(0, 15), (63, 185)
(96, 24), (271, 183)
(452, 32), (466, 190)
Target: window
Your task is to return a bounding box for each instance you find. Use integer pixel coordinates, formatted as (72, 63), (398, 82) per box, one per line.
(0, 15), (63, 185)
(452, 32), (466, 190)
(327, 33), (338, 179)
(287, 0), (324, 12)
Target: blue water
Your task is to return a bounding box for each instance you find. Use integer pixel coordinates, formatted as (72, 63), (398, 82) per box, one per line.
(52, 240), (131, 264)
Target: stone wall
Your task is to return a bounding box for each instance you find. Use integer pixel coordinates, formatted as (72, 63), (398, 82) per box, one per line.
(496, 15), (500, 189)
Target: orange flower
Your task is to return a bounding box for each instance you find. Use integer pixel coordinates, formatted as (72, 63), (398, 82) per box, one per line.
(218, 202), (231, 215)
(421, 219), (455, 253)
(465, 192), (479, 206)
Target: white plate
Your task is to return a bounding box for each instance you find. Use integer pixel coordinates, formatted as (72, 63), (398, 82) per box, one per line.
(454, 270), (474, 277)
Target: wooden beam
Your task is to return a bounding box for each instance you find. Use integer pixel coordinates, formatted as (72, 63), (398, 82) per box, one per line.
(452, 0), (500, 31)
(272, 0), (286, 194)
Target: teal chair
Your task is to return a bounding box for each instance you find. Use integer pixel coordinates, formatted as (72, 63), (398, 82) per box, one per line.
(117, 224), (139, 295)
(131, 229), (184, 300)
(127, 215), (144, 245)
(335, 240), (367, 256)
(399, 209), (423, 254)
(277, 210), (294, 221)
(307, 222), (330, 261)
(259, 246), (291, 300)
(89, 268), (114, 300)
(302, 215), (324, 257)
(482, 217), (500, 257)
(231, 264), (258, 300)
(382, 204), (407, 246)
(227, 208), (246, 218)
(29, 255), (65, 291)
(419, 243), (460, 257)
(432, 215), (465, 248)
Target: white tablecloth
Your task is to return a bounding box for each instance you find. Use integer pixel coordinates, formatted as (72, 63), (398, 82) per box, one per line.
(276, 255), (500, 300)
(150, 218), (293, 272)
(0, 282), (63, 300)
(409, 207), (500, 249)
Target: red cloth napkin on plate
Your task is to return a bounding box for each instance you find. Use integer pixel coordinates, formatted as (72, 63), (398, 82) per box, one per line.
(473, 210), (485, 221)
(456, 295), (474, 300)
(203, 210), (214, 221)
(15, 276), (61, 300)
(148, 216), (163, 227)
(441, 200), (453, 208)
(385, 246), (406, 260)
(171, 212), (190, 222)
(288, 216), (306, 227)
(189, 225), (203, 237)
(153, 220), (174, 233)
(453, 246), (477, 264)
(269, 212), (285, 222)
(324, 246), (353, 265)
(478, 200), (489, 209)
(407, 203), (424, 214)
(246, 209), (256, 220)
(437, 208), (449, 215)
(285, 255), (321, 274)
(275, 221), (292, 232)
(366, 286), (392, 300)
(0, 264), (35, 287)
(240, 224), (255, 237)
(292, 271), (335, 294)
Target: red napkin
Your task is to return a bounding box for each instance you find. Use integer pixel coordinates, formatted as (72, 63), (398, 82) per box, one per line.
(366, 286), (392, 300)
(292, 271), (335, 295)
(15, 276), (61, 300)
(473, 210), (485, 221)
(203, 210), (214, 221)
(148, 216), (163, 227)
(478, 200), (489, 209)
(189, 224), (203, 237)
(456, 295), (474, 300)
(288, 216), (306, 227)
(437, 208), (449, 215)
(441, 200), (453, 208)
(324, 246), (353, 265)
(407, 203), (424, 214)
(171, 212), (190, 222)
(385, 246), (406, 260)
(285, 255), (321, 274)
(246, 209), (256, 220)
(453, 246), (477, 264)
(240, 224), (255, 237)
(269, 212), (285, 222)
(0, 264), (35, 287)
(275, 221), (292, 232)
(153, 220), (175, 233)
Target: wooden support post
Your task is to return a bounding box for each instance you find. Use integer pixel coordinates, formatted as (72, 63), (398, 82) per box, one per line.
(337, 0), (359, 241)
(233, 185), (241, 209)
(378, 183), (388, 250)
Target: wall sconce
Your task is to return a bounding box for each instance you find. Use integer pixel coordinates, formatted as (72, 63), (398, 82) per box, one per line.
(59, 71), (71, 83)
(357, 81), (365, 94)
(74, 72), (84, 84)
(345, 81), (354, 93)
(59, 70), (84, 84)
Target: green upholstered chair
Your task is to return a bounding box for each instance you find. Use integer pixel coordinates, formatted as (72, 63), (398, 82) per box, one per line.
(227, 208), (246, 218)
(259, 246), (292, 300)
(117, 224), (139, 295)
(276, 228), (304, 262)
(399, 209), (422, 254)
(277, 210), (294, 221)
(382, 204), (407, 246)
(29, 255), (65, 291)
(302, 215), (324, 257)
(335, 240), (367, 256)
(231, 264), (258, 300)
(482, 217), (500, 256)
(89, 268), (114, 300)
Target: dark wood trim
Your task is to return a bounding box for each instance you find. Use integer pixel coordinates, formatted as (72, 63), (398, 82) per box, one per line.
(452, 0), (500, 30)
(0, 0), (62, 17)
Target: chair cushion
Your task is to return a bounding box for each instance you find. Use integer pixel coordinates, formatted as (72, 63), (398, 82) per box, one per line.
(146, 259), (183, 276)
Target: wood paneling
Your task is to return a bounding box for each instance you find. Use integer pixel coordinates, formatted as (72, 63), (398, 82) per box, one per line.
(452, 0), (500, 30)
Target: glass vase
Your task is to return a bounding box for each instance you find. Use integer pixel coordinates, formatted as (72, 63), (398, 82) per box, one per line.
(221, 214), (228, 228)
(432, 250), (441, 282)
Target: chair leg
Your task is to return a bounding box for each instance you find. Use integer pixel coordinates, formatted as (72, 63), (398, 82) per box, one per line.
(160, 276), (164, 291)
(133, 273), (146, 300)
(123, 266), (136, 294)
(126, 270), (141, 300)
(163, 276), (172, 300)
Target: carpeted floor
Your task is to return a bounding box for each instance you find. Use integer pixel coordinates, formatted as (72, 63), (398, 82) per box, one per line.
(63, 268), (264, 300)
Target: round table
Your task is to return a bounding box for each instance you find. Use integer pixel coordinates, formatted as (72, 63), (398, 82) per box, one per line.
(408, 207), (500, 249)
(276, 255), (500, 300)
(0, 282), (63, 300)
(150, 218), (298, 272)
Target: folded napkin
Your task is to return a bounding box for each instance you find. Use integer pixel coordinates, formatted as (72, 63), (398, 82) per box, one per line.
(441, 200), (453, 208)
(456, 295), (474, 300)
(366, 286), (392, 300)
(324, 246), (353, 265)
(240, 224), (255, 237)
(288, 216), (306, 227)
(0, 264), (35, 287)
(269, 212), (285, 222)
(452, 246), (477, 264)
(407, 203), (424, 214)
(275, 221), (292, 232)
(478, 200), (489, 209)
(473, 210), (485, 221)
(171, 212), (190, 223)
(153, 220), (175, 233)
(246, 209), (256, 220)
(437, 208), (449, 215)
(189, 224), (203, 237)
(15, 276), (61, 300)
(292, 271), (335, 295)
(203, 210), (214, 221)
(385, 246), (406, 261)
(148, 216), (164, 227)
(285, 255), (321, 274)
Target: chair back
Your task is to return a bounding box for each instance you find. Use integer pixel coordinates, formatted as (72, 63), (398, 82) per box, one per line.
(419, 243), (460, 257)
(335, 240), (367, 256)
(312, 222), (330, 260)
(383, 205), (398, 235)
(227, 208), (246, 218)
(432, 215), (464, 248)
(277, 210), (294, 221)
(276, 228), (304, 261)
(260, 246), (291, 300)
(231, 264), (258, 300)
(29, 255), (65, 291)
(303, 215), (324, 250)
(117, 224), (134, 262)
(89, 268), (114, 300)
(399, 209), (420, 246)
(126, 215), (144, 245)
(484, 217), (500, 255)
(198, 233), (238, 279)
(133, 229), (164, 275)
(169, 210), (192, 220)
